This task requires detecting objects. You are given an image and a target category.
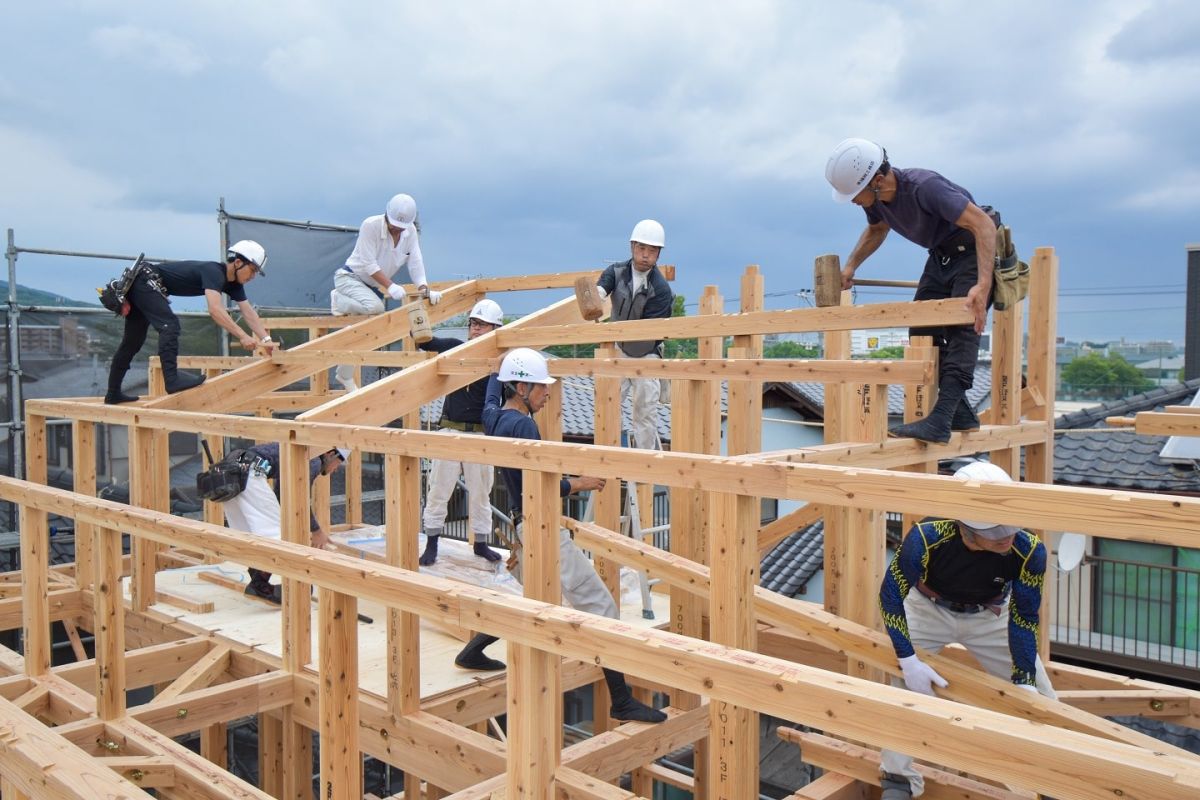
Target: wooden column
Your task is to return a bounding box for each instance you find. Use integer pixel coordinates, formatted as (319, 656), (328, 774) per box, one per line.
(507, 470), (562, 799)
(201, 724), (228, 769)
(1025, 247), (1059, 660)
(21, 412), (50, 678)
(310, 327), (330, 395)
(94, 526), (125, 719)
(129, 425), (168, 612)
(344, 449), (363, 528)
(822, 293), (854, 620)
(386, 454), (422, 721)
(707, 491), (759, 799)
(71, 420), (96, 590)
(901, 336), (937, 533)
(280, 441), (314, 800)
(319, 586), (362, 800)
(259, 712), (284, 798)
(591, 345), (622, 733)
(990, 283), (1025, 480)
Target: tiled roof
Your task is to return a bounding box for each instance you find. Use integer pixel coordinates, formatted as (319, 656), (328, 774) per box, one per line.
(1054, 379), (1200, 492)
(759, 520), (824, 598)
(785, 362), (993, 418)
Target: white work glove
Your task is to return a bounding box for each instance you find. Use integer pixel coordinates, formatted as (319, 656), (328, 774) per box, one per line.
(386, 283), (406, 301)
(426, 288), (442, 305)
(1015, 683), (1038, 695)
(898, 654), (948, 696)
(595, 284), (609, 300)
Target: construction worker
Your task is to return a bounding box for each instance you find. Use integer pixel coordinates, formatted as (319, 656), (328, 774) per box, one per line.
(594, 220), (673, 450)
(331, 193), (442, 391)
(877, 461), (1055, 799)
(452, 348), (667, 724)
(221, 443), (349, 603)
(417, 298), (505, 566)
(105, 240), (274, 404)
(825, 138), (997, 443)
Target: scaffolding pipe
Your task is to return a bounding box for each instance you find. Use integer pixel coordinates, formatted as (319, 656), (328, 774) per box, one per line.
(6, 229), (24, 531)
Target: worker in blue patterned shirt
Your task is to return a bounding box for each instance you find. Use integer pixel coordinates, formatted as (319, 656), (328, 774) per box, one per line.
(876, 460), (1056, 800)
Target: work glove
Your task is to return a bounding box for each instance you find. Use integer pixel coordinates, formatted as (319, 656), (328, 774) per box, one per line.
(386, 284), (406, 301)
(898, 654), (948, 696)
(426, 288), (442, 305)
(595, 284), (609, 300)
(1015, 683), (1038, 695)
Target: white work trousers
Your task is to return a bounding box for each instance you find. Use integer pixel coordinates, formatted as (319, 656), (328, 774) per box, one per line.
(422, 428), (495, 543)
(621, 352), (661, 450)
(880, 591), (1057, 796)
(222, 473), (281, 540)
(332, 271), (385, 386)
(512, 526), (618, 619)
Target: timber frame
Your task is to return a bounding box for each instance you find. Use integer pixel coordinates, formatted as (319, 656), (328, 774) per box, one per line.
(2, 251), (1199, 800)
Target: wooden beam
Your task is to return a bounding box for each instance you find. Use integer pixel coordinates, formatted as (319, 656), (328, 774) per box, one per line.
(554, 767), (641, 800)
(777, 729), (1025, 800)
(152, 646), (231, 704)
(439, 357), (932, 384)
(474, 270), (603, 292)
(271, 349), (432, 368)
(785, 772), (865, 800)
(758, 503), (824, 556)
(495, 298), (974, 348)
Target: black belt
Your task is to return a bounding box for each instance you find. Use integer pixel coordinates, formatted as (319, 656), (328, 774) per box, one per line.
(339, 266), (384, 298)
(917, 582), (1004, 615)
(439, 418), (480, 432)
(929, 231), (976, 263)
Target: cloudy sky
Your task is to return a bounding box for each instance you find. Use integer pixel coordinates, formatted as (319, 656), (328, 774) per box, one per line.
(2, 1), (1198, 342)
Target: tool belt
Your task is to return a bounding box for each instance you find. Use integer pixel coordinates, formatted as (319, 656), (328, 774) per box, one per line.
(196, 448), (257, 502)
(439, 418), (481, 433)
(916, 581), (1005, 616)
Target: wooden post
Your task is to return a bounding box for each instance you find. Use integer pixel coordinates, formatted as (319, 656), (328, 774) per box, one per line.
(990, 283), (1024, 480)
(201, 723), (228, 769)
(822, 296), (853, 620)
(71, 420), (96, 590)
(21, 413), (49, 678)
(345, 448), (363, 528)
(129, 425), (168, 612)
(319, 586), (362, 800)
(259, 712), (284, 798)
(1025, 247), (1059, 661)
(507, 470), (562, 799)
(94, 526), (125, 719)
(281, 441), (314, 800)
(387, 454), (422, 721)
(591, 346), (622, 733)
(901, 336), (937, 534)
(310, 327), (330, 395)
(708, 491), (759, 799)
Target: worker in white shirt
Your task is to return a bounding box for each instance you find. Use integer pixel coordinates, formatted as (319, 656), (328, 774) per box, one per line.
(331, 193), (442, 391)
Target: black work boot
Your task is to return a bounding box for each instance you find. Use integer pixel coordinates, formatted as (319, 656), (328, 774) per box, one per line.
(454, 633), (505, 671)
(165, 372), (206, 394)
(889, 382), (966, 444)
(419, 533), (440, 566)
(951, 399), (980, 431)
(104, 390), (139, 405)
(245, 569), (281, 604)
(604, 668), (667, 723)
(105, 370), (138, 404)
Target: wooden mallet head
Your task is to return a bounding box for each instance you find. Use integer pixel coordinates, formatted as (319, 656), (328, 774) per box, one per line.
(813, 254), (842, 308)
(574, 276), (605, 321)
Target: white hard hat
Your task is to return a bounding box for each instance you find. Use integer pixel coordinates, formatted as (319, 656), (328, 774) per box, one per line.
(630, 219), (665, 248)
(953, 461), (1020, 538)
(499, 348), (555, 385)
(825, 138), (886, 203)
(469, 298), (504, 326)
(385, 193), (417, 228)
(227, 240), (267, 274)
(335, 447), (350, 461)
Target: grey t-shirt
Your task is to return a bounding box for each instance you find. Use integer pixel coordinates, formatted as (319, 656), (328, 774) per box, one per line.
(864, 167), (974, 249)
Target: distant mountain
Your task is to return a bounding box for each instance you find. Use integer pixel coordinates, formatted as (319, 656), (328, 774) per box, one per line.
(0, 281), (99, 308)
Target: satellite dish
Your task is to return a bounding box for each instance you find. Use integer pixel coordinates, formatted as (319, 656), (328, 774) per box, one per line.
(1056, 533), (1087, 572)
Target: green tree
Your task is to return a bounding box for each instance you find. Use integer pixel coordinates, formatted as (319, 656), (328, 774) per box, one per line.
(1061, 353), (1154, 400)
(763, 340), (819, 359)
(865, 345), (907, 359)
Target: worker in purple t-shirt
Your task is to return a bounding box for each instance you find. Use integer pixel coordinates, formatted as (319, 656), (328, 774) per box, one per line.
(825, 138), (998, 444)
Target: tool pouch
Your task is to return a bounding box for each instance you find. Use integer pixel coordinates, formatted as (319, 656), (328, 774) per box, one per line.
(991, 226), (1029, 311)
(96, 253), (145, 317)
(196, 448), (255, 502)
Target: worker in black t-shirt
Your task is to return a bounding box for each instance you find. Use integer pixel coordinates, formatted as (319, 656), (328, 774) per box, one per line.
(105, 240), (276, 404)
